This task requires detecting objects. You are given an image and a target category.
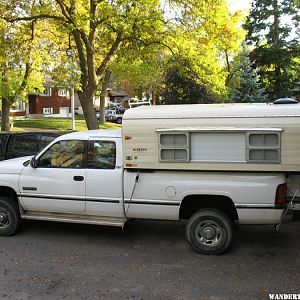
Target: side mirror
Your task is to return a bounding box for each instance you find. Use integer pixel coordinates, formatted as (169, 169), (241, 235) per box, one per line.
(30, 157), (39, 168)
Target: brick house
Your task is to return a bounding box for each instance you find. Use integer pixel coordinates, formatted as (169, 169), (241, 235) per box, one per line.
(28, 81), (71, 117)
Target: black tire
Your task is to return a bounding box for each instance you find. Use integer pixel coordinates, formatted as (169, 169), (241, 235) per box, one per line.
(0, 197), (21, 236)
(186, 208), (233, 255)
(116, 117), (122, 124)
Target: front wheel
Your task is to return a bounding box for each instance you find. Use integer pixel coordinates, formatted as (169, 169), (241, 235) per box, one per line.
(186, 209), (233, 255)
(0, 197), (21, 236)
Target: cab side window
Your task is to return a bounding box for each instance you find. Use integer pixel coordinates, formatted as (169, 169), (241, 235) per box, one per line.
(40, 135), (56, 150)
(88, 141), (116, 169)
(38, 140), (84, 168)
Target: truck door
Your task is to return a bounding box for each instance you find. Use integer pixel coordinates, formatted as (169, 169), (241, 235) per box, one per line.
(84, 137), (124, 217)
(19, 139), (86, 213)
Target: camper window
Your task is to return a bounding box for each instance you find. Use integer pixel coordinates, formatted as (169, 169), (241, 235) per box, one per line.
(159, 133), (189, 162)
(246, 132), (281, 163)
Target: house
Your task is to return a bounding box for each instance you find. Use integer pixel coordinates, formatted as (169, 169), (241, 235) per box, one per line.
(27, 80), (71, 117)
(73, 89), (130, 116)
(108, 89), (131, 108)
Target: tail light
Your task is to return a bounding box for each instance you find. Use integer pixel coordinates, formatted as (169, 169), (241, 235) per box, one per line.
(275, 183), (287, 209)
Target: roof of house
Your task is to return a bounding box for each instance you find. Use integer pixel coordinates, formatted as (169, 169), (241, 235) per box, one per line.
(108, 90), (130, 97)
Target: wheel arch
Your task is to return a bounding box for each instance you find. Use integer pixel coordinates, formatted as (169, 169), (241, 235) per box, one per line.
(0, 186), (19, 204)
(179, 194), (239, 222)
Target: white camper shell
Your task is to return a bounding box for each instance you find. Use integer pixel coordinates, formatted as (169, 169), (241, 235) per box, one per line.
(122, 103), (300, 172)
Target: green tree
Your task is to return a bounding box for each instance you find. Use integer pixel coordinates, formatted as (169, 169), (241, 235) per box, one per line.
(160, 56), (214, 104)
(111, 44), (165, 104)
(244, 0), (300, 100)
(2, 0), (245, 125)
(0, 15), (45, 131)
(229, 48), (267, 103)
(167, 0), (245, 99)
(112, 0), (245, 104)
(3, 0), (166, 128)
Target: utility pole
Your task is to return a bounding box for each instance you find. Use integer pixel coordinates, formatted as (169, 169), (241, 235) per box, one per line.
(71, 88), (76, 131)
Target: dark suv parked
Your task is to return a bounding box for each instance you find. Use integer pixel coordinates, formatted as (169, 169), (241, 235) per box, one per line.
(0, 132), (64, 161)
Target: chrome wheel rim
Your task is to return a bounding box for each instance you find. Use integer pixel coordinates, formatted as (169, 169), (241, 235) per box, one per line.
(195, 220), (223, 247)
(0, 209), (10, 230)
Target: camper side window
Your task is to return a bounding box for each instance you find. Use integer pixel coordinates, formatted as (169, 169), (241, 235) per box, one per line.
(159, 133), (189, 162)
(246, 132), (281, 163)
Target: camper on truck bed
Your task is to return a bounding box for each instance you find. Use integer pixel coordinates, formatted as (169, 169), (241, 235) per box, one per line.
(0, 103), (298, 255)
(123, 103), (300, 172)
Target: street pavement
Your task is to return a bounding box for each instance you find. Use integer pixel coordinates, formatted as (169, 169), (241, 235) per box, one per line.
(0, 217), (299, 300)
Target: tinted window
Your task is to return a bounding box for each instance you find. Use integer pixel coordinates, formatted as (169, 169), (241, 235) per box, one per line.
(0, 135), (9, 157)
(88, 141), (116, 169)
(40, 135), (56, 150)
(38, 140), (84, 168)
(8, 135), (39, 157)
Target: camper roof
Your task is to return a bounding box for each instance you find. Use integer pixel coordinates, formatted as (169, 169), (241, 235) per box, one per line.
(123, 103), (300, 120)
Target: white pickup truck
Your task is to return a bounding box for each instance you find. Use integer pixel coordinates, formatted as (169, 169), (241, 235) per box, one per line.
(0, 129), (292, 255)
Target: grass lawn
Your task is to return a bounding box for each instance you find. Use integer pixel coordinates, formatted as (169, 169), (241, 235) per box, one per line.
(12, 117), (121, 132)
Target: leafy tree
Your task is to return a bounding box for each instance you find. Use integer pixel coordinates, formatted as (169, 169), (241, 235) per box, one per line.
(160, 56), (214, 104)
(2, 0), (166, 129)
(0, 15), (45, 131)
(2, 0), (245, 125)
(113, 0), (245, 104)
(244, 0), (300, 100)
(111, 44), (165, 104)
(166, 0), (245, 99)
(229, 48), (267, 103)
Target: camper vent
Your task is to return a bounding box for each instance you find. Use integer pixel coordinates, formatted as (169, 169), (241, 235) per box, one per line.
(246, 132), (281, 163)
(159, 133), (189, 162)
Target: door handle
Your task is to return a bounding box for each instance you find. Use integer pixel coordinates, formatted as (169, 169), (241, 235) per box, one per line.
(73, 176), (84, 181)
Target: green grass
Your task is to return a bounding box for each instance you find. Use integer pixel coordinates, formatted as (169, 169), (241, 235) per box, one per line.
(12, 117), (121, 132)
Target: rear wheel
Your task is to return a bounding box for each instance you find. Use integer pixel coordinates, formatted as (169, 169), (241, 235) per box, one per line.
(0, 197), (21, 236)
(116, 117), (122, 124)
(186, 209), (233, 255)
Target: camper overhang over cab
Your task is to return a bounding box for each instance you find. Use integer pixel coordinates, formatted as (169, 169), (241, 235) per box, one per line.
(122, 103), (300, 172)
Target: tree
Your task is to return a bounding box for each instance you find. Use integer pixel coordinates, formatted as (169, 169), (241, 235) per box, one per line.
(2, 0), (245, 124)
(112, 0), (245, 104)
(229, 48), (267, 103)
(244, 0), (300, 100)
(160, 56), (214, 104)
(2, 0), (166, 129)
(111, 44), (165, 104)
(166, 0), (245, 99)
(0, 14), (45, 131)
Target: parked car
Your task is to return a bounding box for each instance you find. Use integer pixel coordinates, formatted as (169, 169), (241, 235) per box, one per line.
(105, 106), (125, 124)
(273, 98), (298, 104)
(0, 131), (65, 161)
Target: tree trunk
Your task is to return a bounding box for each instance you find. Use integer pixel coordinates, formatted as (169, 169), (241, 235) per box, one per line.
(99, 69), (112, 125)
(78, 91), (99, 130)
(1, 98), (11, 132)
(152, 91), (157, 105)
(272, 0), (281, 99)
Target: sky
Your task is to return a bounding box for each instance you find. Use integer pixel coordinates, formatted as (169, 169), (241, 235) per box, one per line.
(228, 0), (252, 13)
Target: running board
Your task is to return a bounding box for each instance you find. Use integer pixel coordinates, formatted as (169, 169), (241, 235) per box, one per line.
(22, 211), (127, 228)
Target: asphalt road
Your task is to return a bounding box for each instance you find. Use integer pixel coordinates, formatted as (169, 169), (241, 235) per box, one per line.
(0, 217), (299, 300)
